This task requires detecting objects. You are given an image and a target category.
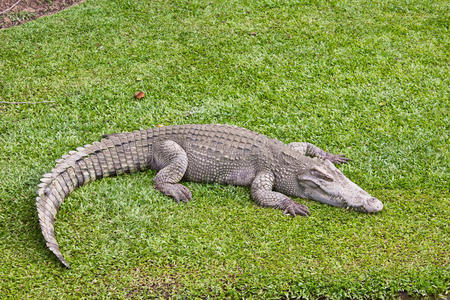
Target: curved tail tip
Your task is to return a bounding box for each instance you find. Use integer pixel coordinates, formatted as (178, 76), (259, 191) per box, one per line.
(51, 248), (70, 268)
(61, 259), (70, 269)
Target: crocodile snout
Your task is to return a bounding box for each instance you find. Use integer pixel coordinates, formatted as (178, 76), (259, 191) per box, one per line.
(363, 197), (383, 213)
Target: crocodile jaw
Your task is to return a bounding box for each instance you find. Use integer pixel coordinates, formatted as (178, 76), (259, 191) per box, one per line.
(296, 160), (383, 213)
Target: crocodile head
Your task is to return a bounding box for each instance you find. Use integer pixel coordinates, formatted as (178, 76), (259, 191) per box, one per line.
(296, 159), (383, 213)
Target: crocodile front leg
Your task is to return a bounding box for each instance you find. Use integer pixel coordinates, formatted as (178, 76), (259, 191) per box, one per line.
(251, 170), (309, 217)
(153, 140), (192, 203)
(288, 142), (350, 164)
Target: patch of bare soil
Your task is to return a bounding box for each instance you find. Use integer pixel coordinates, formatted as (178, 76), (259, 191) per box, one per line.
(0, 0), (85, 29)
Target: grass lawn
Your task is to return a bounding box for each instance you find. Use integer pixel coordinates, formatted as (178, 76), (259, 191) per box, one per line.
(0, 0), (448, 298)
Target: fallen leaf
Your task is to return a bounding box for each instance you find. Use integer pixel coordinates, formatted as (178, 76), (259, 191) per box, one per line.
(157, 124), (164, 128)
(249, 32), (257, 36)
(134, 91), (145, 99)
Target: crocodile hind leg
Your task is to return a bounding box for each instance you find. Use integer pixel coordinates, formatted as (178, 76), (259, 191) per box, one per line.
(288, 142), (350, 164)
(251, 170), (309, 217)
(153, 140), (192, 203)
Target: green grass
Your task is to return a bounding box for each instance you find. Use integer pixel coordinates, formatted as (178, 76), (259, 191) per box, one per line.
(0, 0), (448, 298)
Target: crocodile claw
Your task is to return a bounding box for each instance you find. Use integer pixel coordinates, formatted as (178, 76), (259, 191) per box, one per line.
(327, 154), (351, 164)
(156, 183), (192, 203)
(283, 201), (310, 217)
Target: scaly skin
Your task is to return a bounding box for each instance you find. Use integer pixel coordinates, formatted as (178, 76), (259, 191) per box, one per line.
(36, 124), (383, 268)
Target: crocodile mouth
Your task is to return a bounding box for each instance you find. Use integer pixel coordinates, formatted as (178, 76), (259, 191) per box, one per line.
(329, 194), (383, 213)
(342, 197), (383, 213)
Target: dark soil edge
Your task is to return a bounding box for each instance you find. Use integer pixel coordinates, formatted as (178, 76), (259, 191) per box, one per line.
(0, 0), (86, 29)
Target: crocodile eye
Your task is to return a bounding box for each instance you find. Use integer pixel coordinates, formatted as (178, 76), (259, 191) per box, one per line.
(303, 180), (320, 188)
(311, 169), (334, 182)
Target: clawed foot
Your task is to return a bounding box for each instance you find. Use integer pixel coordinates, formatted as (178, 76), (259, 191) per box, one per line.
(325, 153), (351, 164)
(155, 183), (192, 203)
(283, 200), (310, 217)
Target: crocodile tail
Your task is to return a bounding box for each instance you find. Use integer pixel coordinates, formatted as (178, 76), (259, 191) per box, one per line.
(36, 130), (150, 268)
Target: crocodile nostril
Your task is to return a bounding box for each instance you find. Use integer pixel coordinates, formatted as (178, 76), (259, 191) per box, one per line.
(364, 197), (383, 212)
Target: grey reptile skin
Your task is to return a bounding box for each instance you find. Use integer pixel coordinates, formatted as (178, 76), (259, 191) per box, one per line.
(36, 124), (383, 268)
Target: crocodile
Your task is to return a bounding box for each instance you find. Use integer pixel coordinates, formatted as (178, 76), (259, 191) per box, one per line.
(36, 124), (383, 268)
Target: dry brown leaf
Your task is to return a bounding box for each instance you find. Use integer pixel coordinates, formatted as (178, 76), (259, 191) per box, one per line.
(134, 91), (145, 99)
